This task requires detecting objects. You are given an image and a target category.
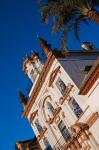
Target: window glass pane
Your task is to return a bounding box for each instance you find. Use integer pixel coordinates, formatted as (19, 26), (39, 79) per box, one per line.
(35, 119), (42, 133)
(58, 120), (71, 142)
(56, 77), (66, 95)
(47, 102), (55, 115)
(43, 138), (52, 150)
(68, 97), (83, 118)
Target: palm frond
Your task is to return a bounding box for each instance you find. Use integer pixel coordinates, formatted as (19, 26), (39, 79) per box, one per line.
(39, 0), (99, 49)
(73, 15), (88, 40)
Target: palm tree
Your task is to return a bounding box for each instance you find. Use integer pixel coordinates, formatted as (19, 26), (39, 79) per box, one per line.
(39, 0), (99, 48)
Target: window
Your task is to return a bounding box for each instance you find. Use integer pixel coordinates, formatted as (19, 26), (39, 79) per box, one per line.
(43, 138), (52, 150)
(35, 119), (42, 134)
(58, 120), (71, 142)
(47, 101), (55, 115)
(56, 77), (66, 95)
(68, 97), (83, 118)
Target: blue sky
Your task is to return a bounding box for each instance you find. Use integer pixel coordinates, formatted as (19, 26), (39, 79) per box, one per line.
(0, 0), (99, 150)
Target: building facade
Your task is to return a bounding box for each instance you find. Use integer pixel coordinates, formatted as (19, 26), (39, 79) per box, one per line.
(21, 38), (99, 150)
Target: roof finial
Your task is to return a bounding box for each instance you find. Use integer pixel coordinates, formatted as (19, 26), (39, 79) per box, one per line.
(19, 91), (27, 110)
(38, 37), (51, 57)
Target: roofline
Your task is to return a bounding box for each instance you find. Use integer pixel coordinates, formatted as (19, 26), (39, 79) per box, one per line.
(22, 52), (55, 118)
(79, 57), (99, 95)
(68, 50), (98, 53)
(52, 50), (99, 58)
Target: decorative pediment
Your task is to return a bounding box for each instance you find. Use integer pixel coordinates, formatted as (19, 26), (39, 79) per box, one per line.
(49, 66), (61, 87)
(29, 110), (38, 124)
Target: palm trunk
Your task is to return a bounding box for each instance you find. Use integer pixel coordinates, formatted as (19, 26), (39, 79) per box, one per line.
(87, 9), (99, 24)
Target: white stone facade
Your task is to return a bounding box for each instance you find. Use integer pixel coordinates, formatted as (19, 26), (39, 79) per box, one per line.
(22, 40), (99, 150)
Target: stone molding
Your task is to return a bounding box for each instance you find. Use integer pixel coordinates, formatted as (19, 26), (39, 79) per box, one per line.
(37, 126), (47, 141)
(48, 66), (61, 87)
(29, 110), (38, 124)
(59, 84), (74, 105)
(47, 106), (62, 124)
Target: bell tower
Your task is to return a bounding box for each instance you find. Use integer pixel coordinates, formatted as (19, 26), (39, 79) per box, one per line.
(22, 52), (43, 83)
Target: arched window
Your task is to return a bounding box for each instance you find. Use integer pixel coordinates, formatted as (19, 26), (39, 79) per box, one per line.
(35, 119), (42, 134)
(47, 101), (55, 115)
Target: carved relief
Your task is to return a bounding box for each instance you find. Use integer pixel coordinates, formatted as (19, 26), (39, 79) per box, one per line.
(43, 88), (49, 95)
(62, 122), (90, 150)
(55, 115), (61, 124)
(43, 95), (52, 108)
(48, 66), (61, 87)
(59, 84), (73, 105)
(61, 111), (65, 118)
(37, 126), (47, 141)
(29, 110), (38, 124)
(47, 106), (62, 124)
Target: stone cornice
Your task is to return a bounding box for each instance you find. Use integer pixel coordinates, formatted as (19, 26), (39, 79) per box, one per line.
(22, 52), (55, 118)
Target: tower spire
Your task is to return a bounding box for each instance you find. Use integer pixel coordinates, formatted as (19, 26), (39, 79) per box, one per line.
(38, 37), (51, 57)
